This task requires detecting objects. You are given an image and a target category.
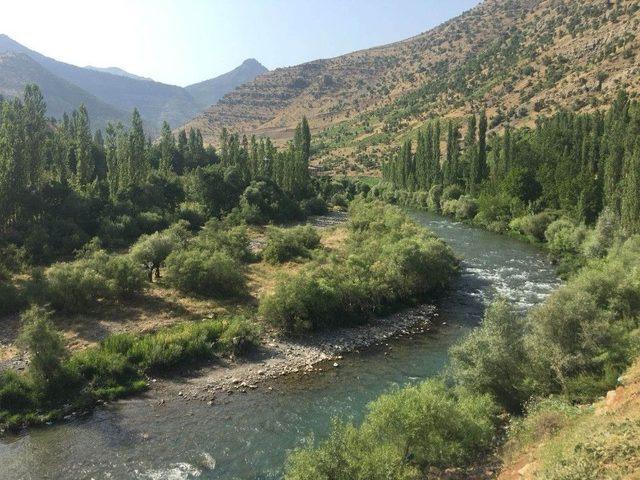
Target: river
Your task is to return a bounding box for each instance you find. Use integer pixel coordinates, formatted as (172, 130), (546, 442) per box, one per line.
(0, 210), (560, 480)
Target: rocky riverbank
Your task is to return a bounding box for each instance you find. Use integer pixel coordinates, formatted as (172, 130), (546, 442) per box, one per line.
(152, 304), (441, 403)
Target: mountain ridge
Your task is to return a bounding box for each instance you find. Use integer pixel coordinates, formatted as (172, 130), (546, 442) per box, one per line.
(0, 34), (268, 133)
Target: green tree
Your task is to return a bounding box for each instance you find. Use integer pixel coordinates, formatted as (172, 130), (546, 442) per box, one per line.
(159, 121), (175, 173)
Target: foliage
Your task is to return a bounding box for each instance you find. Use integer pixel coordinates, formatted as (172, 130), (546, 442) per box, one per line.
(284, 379), (497, 479)
(165, 248), (246, 298)
(262, 225), (321, 264)
(260, 200), (457, 334)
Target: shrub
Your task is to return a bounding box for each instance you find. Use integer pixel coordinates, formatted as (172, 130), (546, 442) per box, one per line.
(544, 218), (582, 255)
(427, 184), (443, 212)
(525, 236), (640, 401)
(195, 220), (253, 263)
(300, 196), (328, 216)
(165, 248), (246, 298)
(17, 306), (81, 405)
(261, 200), (457, 334)
(262, 225), (321, 264)
(0, 268), (24, 316)
(509, 211), (555, 242)
(218, 317), (261, 356)
(284, 379), (497, 479)
(100, 254), (146, 297)
(454, 196), (478, 220)
(582, 207), (618, 258)
(440, 184), (463, 204)
(450, 300), (530, 413)
(44, 260), (110, 312)
(441, 198), (459, 217)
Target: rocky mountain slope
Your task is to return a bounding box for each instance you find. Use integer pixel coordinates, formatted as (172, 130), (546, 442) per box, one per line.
(0, 34), (267, 132)
(182, 0), (640, 175)
(186, 58), (268, 110)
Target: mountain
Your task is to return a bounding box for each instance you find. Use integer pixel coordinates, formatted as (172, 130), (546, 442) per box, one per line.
(85, 65), (153, 82)
(186, 58), (268, 110)
(0, 34), (267, 133)
(181, 0), (640, 175)
(0, 52), (129, 130)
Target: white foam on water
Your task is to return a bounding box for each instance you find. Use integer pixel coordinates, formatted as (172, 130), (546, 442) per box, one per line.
(139, 463), (202, 480)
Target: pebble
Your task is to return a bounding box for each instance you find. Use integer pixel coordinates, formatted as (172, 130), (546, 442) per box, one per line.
(333, 362), (339, 367)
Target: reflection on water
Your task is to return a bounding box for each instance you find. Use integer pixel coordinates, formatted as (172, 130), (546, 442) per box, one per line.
(0, 210), (559, 480)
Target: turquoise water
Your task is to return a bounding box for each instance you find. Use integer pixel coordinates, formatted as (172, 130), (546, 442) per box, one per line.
(0, 211), (559, 480)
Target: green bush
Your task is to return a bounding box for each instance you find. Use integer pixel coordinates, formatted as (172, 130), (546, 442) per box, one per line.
(0, 269), (24, 316)
(544, 218), (582, 255)
(510, 211), (555, 242)
(440, 198), (459, 217)
(284, 379), (497, 480)
(262, 225), (321, 264)
(195, 219), (253, 263)
(454, 196), (478, 220)
(218, 317), (261, 356)
(440, 184), (463, 204)
(450, 300), (530, 413)
(261, 200), (457, 334)
(165, 248), (246, 298)
(44, 260), (110, 312)
(427, 184), (443, 212)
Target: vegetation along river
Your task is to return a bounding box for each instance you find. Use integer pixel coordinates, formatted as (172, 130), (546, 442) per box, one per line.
(0, 210), (560, 480)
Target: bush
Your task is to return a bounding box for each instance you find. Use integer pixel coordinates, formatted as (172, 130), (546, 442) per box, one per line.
(582, 207), (618, 258)
(44, 260), (110, 312)
(450, 300), (530, 413)
(525, 237), (640, 401)
(441, 184), (463, 204)
(454, 196), (478, 220)
(262, 225), (321, 264)
(284, 379), (497, 480)
(218, 317), (261, 356)
(0, 268), (24, 316)
(544, 218), (582, 255)
(509, 211), (555, 242)
(441, 198), (459, 217)
(427, 184), (443, 212)
(300, 196), (328, 216)
(165, 248), (246, 298)
(195, 220), (253, 263)
(100, 254), (146, 297)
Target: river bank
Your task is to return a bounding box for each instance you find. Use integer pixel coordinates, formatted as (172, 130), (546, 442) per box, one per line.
(153, 304), (439, 403)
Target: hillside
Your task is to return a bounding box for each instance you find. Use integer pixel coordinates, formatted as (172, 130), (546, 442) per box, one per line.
(182, 0), (640, 175)
(186, 58), (268, 110)
(499, 360), (640, 479)
(85, 65), (154, 82)
(0, 34), (267, 132)
(0, 52), (129, 130)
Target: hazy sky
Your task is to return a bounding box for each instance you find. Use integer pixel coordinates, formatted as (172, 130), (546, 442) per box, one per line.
(0, 0), (480, 86)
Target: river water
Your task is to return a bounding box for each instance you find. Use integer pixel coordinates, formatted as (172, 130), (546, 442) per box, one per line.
(0, 210), (559, 480)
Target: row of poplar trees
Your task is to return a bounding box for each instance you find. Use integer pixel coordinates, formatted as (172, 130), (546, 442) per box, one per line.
(382, 111), (489, 195)
(217, 116), (311, 198)
(0, 85), (213, 229)
(383, 91), (640, 234)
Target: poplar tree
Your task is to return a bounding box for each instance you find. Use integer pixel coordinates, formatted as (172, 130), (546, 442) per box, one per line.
(159, 121), (175, 173)
(74, 104), (94, 187)
(129, 108), (147, 184)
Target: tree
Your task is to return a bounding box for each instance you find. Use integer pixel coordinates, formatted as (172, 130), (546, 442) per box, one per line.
(130, 231), (179, 281)
(17, 306), (68, 394)
(621, 138), (640, 234)
(129, 108), (147, 185)
(159, 121), (175, 173)
(74, 104), (94, 187)
(22, 84), (47, 188)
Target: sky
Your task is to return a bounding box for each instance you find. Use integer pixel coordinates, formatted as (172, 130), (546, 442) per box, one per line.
(0, 0), (481, 87)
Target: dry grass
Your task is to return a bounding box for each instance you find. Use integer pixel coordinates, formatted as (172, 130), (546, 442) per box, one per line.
(499, 360), (640, 480)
